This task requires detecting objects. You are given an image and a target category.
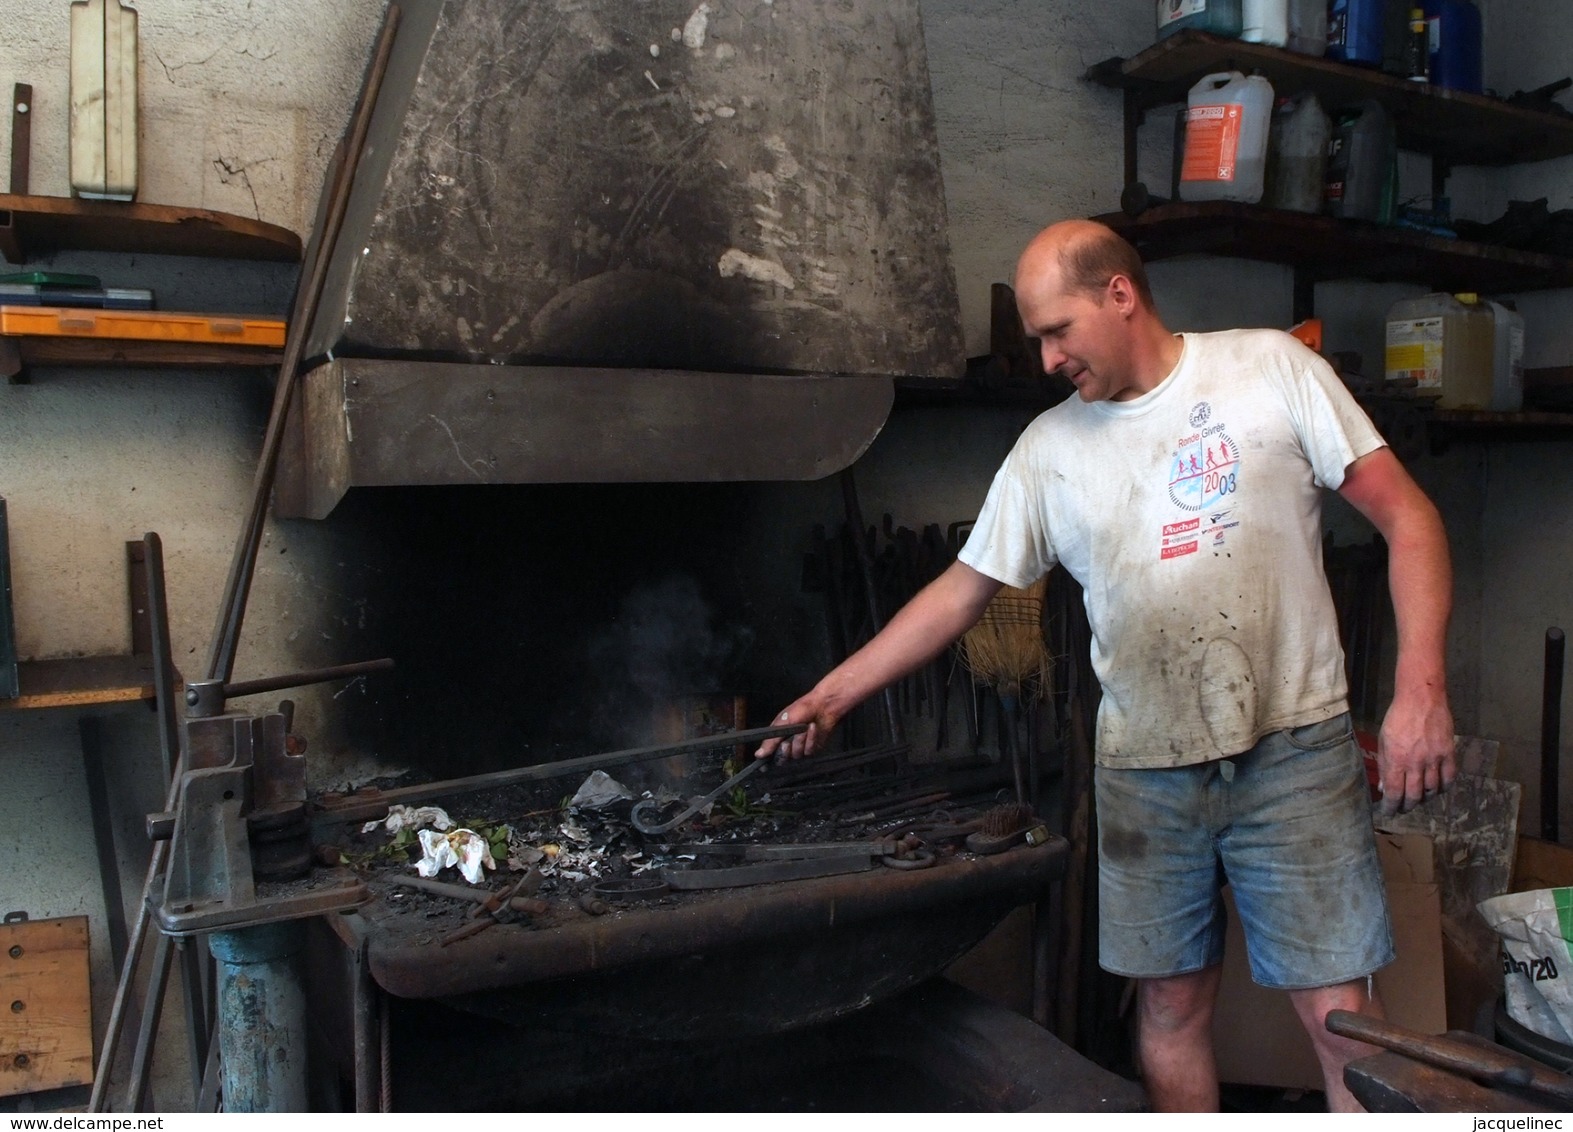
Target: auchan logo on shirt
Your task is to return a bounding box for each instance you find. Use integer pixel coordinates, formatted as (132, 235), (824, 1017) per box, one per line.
(1159, 517), (1200, 560)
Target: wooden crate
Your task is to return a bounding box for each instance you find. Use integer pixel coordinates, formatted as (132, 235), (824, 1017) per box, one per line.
(0, 915), (94, 1096)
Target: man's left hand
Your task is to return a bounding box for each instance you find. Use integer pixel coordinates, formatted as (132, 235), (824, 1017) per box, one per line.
(1376, 689), (1456, 815)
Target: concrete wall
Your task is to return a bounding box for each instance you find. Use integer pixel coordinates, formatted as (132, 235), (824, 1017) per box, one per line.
(2, 0), (1571, 1107)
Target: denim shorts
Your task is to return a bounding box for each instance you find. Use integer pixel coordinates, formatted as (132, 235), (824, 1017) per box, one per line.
(1095, 713), (1395, 990)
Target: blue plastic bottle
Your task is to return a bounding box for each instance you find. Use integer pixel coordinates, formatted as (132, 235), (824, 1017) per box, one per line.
(1423, 0), (1483, 94)
(1326, 0), (1386, 67)
(1156, 0), (1244, 42)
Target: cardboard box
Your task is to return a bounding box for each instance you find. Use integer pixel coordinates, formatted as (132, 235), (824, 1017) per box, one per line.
(1211, 833), (1447, 1091)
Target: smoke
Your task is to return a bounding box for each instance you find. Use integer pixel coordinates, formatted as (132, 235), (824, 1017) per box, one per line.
(583, 573), (755, 751)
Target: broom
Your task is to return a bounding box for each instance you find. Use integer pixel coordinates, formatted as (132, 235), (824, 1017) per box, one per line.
(959, 577), (1053, 804)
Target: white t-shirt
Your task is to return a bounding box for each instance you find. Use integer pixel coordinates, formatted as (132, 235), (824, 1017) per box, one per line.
(959, 328), (1386, 768)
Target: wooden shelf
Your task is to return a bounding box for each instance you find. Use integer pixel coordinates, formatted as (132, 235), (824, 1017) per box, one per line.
(1095, 202), (1573, 293)
(1086, 31), (1573, 167)
(0, 655), (155, 711)
(1, 335), (283, 378)
(0, 193), (302, 264)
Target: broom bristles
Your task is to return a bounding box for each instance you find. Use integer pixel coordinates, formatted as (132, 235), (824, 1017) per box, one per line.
(959, 576), (1052, 698)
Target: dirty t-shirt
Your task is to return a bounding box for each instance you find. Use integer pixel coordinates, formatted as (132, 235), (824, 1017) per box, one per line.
(958, 328), (1386, 768)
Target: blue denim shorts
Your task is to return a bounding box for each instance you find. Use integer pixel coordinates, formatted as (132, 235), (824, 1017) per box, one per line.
(1095, 713), (1395, 990)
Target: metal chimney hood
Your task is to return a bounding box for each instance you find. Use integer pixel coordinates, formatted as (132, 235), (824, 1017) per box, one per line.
(274, 0), (964, 519)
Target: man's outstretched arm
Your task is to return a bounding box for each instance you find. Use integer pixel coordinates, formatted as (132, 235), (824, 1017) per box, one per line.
(1337, 446), (1455, 814)
(758, 560), (1005, 761)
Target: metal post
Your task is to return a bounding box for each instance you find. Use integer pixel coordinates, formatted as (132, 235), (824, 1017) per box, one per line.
(208, 921), (309, 1112)
(1543, 627), (1564, 843)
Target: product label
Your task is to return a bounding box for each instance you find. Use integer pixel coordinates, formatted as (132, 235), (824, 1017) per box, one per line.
(1158, 0), (1209, 28)
(1510, 324), (1526, 389)
(1386, 316), (1444, 388)
(1182, 103), (1243, 183)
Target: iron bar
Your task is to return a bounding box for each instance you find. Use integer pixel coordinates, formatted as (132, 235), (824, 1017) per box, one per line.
(222, 657), (395, 701)
(313, 723), (806, 824)
(840, 467), (905, 747)
(204, 5), (401, 685)
(1542, 627), (1564, 842)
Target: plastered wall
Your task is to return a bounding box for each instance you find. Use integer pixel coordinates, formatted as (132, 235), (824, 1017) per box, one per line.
(0, 0), (1570, 1108)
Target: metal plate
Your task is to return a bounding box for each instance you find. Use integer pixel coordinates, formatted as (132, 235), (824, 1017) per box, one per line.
(306, 0), (963, 381)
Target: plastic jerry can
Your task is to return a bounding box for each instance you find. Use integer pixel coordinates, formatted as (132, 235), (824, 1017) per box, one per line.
(1326, 0), (1386, 67)
(1284, 0), (1327, 56)
(1385, 292), (1493, 409)
(1487, 300), (1525, 412)
(1244, 0), (1325, 55)
(1178, 72), (1274, 203)
(1264, 92), (1330, 213)
(1157, 0), (1243, 42)
(1423, 0), (1483, 94)
(1324, 100), (1395, 222)
(1240, 0), (1288, 46)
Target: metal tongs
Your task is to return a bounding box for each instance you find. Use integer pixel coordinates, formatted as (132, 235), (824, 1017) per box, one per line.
(629, 726), (803, 835)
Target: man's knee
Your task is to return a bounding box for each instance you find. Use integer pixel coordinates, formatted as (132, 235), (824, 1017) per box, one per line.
(1289, 979), (1383, 1049)
(1138, 966), (1224, 1034)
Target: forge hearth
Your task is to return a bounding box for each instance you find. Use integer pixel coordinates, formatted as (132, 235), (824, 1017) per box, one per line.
(298, 732), (1078, 1113)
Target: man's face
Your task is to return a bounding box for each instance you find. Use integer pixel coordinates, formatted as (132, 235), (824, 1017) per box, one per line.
(1016, 270), (1136, 403)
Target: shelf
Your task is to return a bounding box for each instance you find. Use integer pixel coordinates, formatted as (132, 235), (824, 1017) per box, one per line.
(1, 334), (282, 380)
(0, 655), (155, 711)
(1086, 31), (1573, 167)
(1095, 202), (1573, 294)
(0, 193), (302, 264)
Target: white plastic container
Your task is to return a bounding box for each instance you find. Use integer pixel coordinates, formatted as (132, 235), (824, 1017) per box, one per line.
(1487, 300), (1525, 412)
(1241, 0), (1289, 45)
(1264, 92), (1330, 213)
(1385, 292), (1493, 409)
(1241, 1), (1327, 53)
(1178, 71), (1274, 204)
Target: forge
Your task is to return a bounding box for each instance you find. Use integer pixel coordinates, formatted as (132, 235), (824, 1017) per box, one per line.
(118, 0), (1136, 1113)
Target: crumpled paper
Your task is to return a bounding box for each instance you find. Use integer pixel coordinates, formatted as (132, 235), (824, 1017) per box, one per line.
(416, 828), (495, 884)
(569, 770), (633, 810)
(362, 804), (454, 836)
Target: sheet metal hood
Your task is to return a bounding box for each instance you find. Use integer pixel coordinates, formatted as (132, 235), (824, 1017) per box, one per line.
(276, 0), (964, 519)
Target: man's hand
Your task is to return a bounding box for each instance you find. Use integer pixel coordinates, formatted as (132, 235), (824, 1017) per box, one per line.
(1376, 687), (1456, 815)
(755, 692), (839, 762)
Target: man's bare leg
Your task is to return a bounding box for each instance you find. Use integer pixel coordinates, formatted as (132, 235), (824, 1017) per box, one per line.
(1136, 965), (1224, 1112)
(1288, 978), (1385, 1113)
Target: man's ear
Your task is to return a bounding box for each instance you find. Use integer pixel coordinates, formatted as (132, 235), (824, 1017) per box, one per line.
(1106, 273), (1139, 316)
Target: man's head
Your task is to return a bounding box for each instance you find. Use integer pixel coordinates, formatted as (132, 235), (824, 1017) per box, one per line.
(1013, 220), (1172, 403)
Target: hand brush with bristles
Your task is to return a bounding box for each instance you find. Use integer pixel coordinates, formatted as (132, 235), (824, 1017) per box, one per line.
(964, 801), (1048, 855)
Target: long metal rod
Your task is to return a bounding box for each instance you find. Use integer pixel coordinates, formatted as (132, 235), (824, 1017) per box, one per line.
(314, 724), (807, 824)
(204, 4), (401, 686)
(123, 932), (173, 1112)
(1542, 627), (1564, 842)
(224, 657), (396, 700)
(143, 533), (182, 783)
(840, 467), (905, 746)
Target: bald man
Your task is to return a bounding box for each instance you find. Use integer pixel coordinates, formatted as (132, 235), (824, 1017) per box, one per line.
(760, 219), (1455, 1111)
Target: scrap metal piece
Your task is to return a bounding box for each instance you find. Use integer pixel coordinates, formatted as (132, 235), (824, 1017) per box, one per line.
(660, 854), (877, 890)
(590, 877), (669, 904)
(689, 840), (903, 861)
